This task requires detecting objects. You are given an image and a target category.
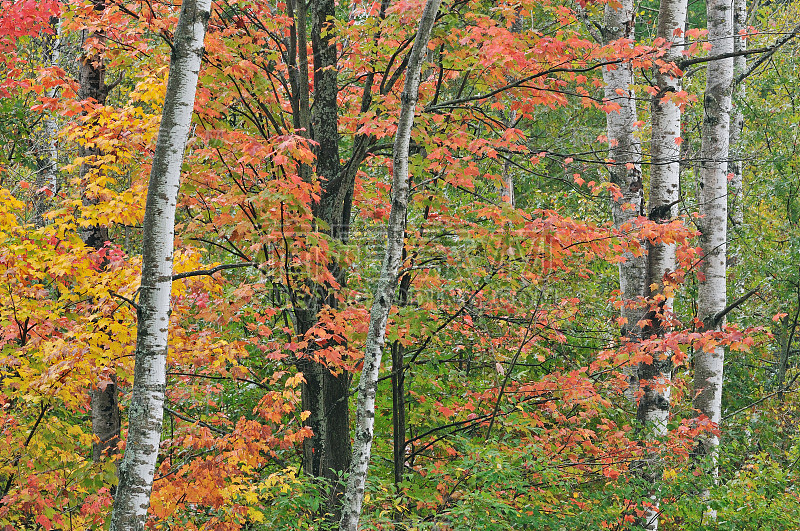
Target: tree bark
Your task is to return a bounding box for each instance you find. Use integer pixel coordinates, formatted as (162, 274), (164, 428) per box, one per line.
(501, 114), (515, 207)
(339, 1), (442, 528)
(602, 0), (647, 399)
(391, 266), (412, 492)
(76, 1), (121, 462)
(32, 17), (61, 228)
(108, 0), (209, 527)
(728, 0), (746, 273)
(288, 0), (353, 520)
(693, 0), (733, 507)
(637, 1), (687, 528)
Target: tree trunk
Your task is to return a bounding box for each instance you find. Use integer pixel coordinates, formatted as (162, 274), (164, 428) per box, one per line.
(76, 2), (121, 463)
(108, 0), (209, 527)
(92, 376), (121, 462)
(727, 0), (746, 299)
(339, 1), (442, 528)
(290, 0), (353, 521)
(637, 1), (687, 528)
(728, 0), (746, 232)
(693, 0), (733, 511)
(391, 267), (412, 492)
(32, 17), (61, 228)
(602, 0), (647, 399)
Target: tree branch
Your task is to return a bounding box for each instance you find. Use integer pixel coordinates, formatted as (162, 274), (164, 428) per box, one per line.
(704, 285), (760, 329)
(171, 262), (257, 281)
(679, 25), (800, 74)
(110, 291), (139, 311)
(735, 24), (800, 85)
(163, 405), (229, 435)
(425, 58), (637, 111)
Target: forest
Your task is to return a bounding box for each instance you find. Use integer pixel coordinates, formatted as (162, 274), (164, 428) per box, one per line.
(1, 0), (799, 528)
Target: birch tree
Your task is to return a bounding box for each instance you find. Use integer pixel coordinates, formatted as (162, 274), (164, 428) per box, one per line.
(728, 0), (746, 259)
(339, 0), (442, 528)
(693, 0), (733, 502)
(637, 0), (687, 527)
(108, 0), (210, 527)
(32, 18), (60, 228)
(601, 0), (647, 400)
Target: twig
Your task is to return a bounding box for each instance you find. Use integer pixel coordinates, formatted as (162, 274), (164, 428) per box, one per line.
(1, 402), (49, 502)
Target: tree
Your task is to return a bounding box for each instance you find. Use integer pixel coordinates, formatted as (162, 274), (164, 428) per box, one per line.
(339, 2), (442, 528)
(693, 0), (734, 513)
(6, 0), (800, 528)
(108, 0), (210, 527)
(601, 0), (647, 401)
(728, 0), (747, 234)
(74, 0), (123, 463)
(636, 0), (687, 528)
(31, 17), (60, 228)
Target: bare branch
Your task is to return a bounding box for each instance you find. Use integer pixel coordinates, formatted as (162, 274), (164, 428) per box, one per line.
(171, 262), (257, 281)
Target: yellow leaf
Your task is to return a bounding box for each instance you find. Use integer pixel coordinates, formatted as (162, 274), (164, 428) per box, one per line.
(248, 507), (264, 523)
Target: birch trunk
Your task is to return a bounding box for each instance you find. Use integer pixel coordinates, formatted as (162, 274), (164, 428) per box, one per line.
(728, 0), (746, 274)
(108, 0), (209, 528)
(602, 0), (646, 399)
(693, 0), (733, 501)
(33, 18), (61, 228)
(637, 0), (687, 527)
(339, 0), (442, 528)
(501, 114), (515, 207)
(500, 12), (524, 207)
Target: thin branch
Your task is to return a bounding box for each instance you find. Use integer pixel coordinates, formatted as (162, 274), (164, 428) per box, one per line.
(486, 302), (541, 439)
(425, 58), (634, 112)
(679, 45), (783, 69)
(168, 371), (267, 389)
(735, 24), (800, 85)
(110, 291), (139, 311)
(171, 262), (257, 281)
(1, 402), (49, 502)
(722, 371), (800, 421)
(163, 406), (228, 435)
(704, 285), (761, 329)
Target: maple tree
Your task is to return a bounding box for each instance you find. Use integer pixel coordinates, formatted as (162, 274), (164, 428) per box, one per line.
(1, 0), (800, 529)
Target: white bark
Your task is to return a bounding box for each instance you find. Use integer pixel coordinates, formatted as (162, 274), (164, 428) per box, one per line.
(643, 0), (687, 449)
(33, 19), (61, 227)
(338, 0), (442, 528)
(638, 1), (687, 528)
(694, 0), (733, 491)
(108, 0), (210, 528)
(602, 0), (646, 400)
(728, 0), (746, 237)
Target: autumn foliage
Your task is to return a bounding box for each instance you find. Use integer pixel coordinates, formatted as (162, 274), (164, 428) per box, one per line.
(0, 0), (795, 529)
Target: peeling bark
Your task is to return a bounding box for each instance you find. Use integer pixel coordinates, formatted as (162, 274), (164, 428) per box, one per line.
(108, 0), (210, 528)
(339, 1), (442, 528)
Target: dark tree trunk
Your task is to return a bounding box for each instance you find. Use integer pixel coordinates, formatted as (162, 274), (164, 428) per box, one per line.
(293, 0), (354, 523)
(77, 1), (120, 463)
